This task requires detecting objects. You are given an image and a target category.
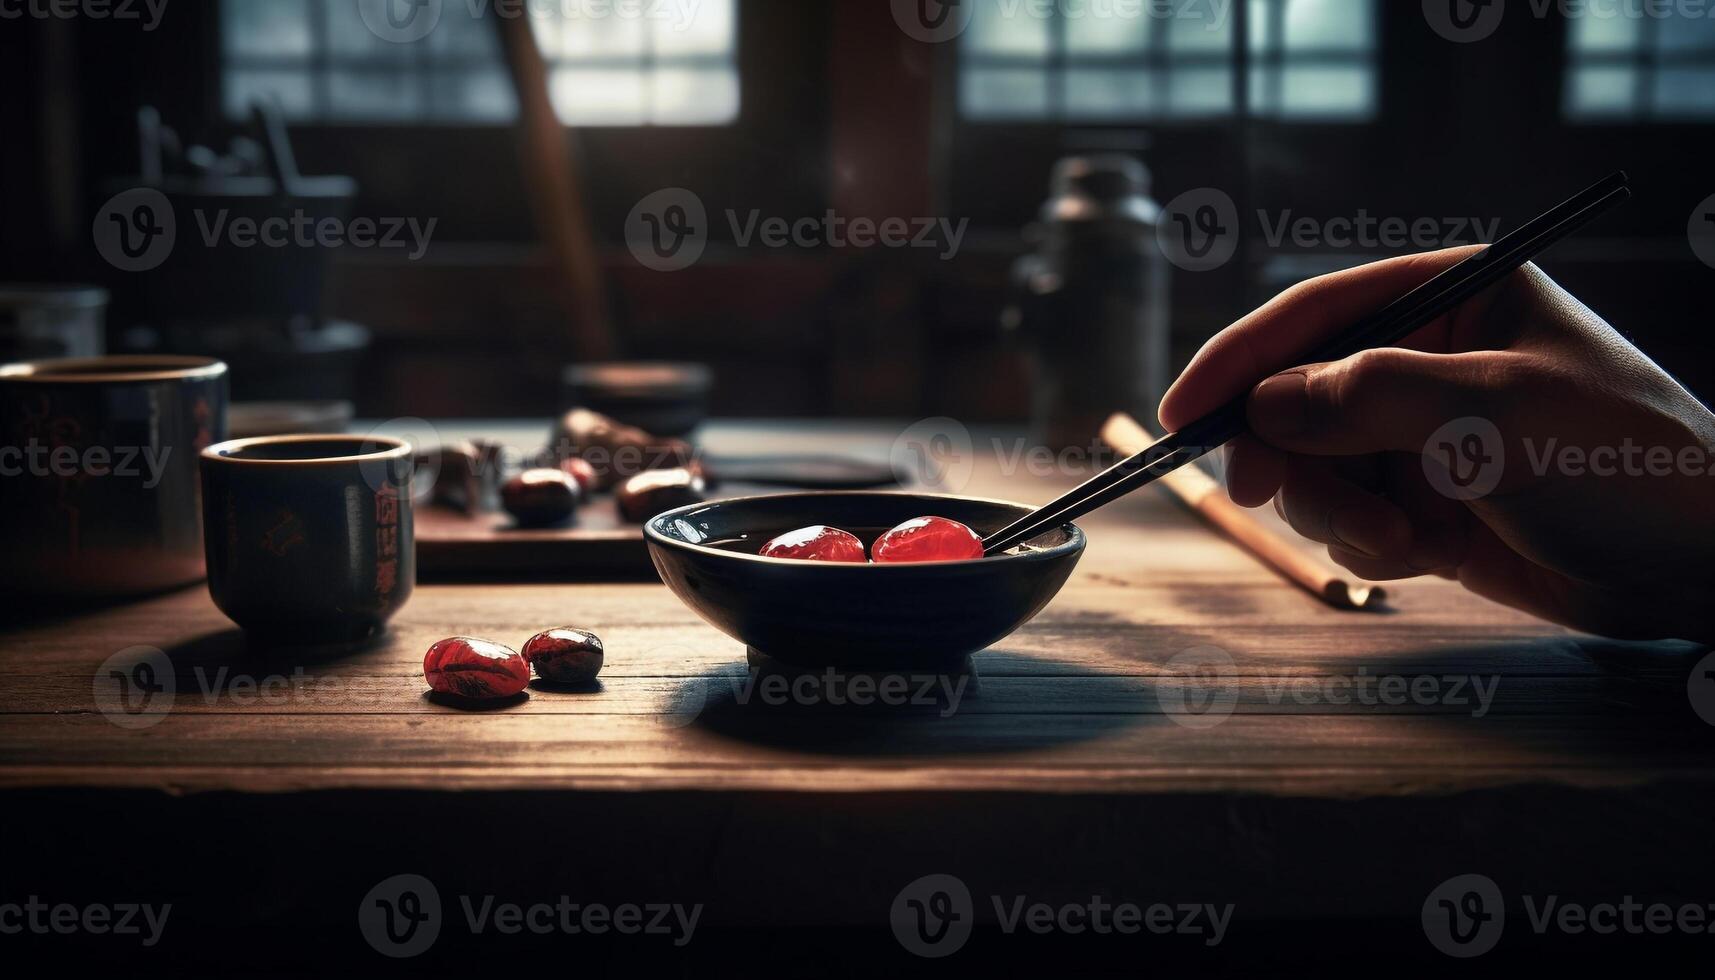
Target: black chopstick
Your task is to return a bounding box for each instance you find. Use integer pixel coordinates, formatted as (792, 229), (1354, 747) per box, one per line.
(982, 171), (1631, 556)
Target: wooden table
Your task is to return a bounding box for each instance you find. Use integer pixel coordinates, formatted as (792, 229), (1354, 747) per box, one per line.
(3, 422), (1711, 972)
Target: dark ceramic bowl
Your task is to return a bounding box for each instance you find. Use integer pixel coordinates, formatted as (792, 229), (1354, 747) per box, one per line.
(645, 492), (1086, 669)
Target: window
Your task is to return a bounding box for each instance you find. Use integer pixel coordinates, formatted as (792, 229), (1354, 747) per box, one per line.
(959, 0), (1376, 122)
(220, 0), (739, 125)
(1564, 10), (1715, 120)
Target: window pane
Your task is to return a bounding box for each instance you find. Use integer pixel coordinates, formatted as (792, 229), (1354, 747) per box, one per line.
(429, 69), (517, 122)
(652, 68), (741, 124)
(1277, 65), (1373, 117)
(1065, 69), (1157, 117)
(549, 68), (648, 124)
(1283, 0), (1371, 50)
(1653, 67), (1715, 116)
(426, 5), (505, 57)
(1566, 65), (1638, 116)
(533, 12), (647, 58)
(654, 0), (736, 56)
(1065, 9), (1150, 55)
(1568, 13), (1641, 52)
(223, 0), (312, 58)
(1166, 67), (1235, 115)
(225, 70), (316, 119)
(965, 0), (1051, 56)
(1168, 7), (1233, 52)
(961, 68), (1051, 118)
(327, 69), (424, 120)
(1248, 0), (1275, 53)
(1654, 14), (1715, 52)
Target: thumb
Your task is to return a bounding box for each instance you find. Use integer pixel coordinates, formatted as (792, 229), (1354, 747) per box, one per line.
(1246, 348), (1499, 455)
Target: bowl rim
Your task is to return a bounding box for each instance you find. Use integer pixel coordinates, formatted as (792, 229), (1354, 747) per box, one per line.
(644, 490), (1086, 569)
(201, 433), (414, 467)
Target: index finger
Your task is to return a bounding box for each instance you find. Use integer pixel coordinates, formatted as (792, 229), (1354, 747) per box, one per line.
(1158, 246), (1485, 432)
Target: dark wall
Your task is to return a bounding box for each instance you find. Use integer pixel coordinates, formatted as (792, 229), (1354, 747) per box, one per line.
(3, 0), (1712, 418)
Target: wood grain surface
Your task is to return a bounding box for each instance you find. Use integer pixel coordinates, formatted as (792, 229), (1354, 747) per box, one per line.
(2, 423), (1708, 799)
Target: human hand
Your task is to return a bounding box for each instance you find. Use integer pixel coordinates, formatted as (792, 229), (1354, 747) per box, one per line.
(1159, 247), (1715, 642)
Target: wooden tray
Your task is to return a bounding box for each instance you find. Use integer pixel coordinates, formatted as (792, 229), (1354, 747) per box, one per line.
(415, 496), (655, 579)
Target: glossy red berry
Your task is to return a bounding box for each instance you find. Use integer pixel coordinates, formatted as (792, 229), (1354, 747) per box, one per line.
(872, 516), (984, 563)
(759, 525), (868, 563)
(558, 457), (599, 493)
(523, 627), (605, 684)
(424, 637), (530, 699)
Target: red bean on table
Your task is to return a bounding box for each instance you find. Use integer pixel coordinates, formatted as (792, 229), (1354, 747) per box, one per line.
(522, 628), (605, 684)
(424, 637), (531, 699)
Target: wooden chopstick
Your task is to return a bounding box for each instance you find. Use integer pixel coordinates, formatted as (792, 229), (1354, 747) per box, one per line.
(981, 171), (1631, 555)
(1101, 413), (1386, 611)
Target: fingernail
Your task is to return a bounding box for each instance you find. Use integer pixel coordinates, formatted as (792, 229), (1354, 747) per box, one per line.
(1328, 511), (1384, 559)
(1249, 371), (1309, 440)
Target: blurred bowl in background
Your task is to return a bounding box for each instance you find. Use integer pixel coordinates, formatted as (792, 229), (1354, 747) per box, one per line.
(229, 400), (354, 439)
(0, 285), (108, 362)
(562, 361), (712, 437)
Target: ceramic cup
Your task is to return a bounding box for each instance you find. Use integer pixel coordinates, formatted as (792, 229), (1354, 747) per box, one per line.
(0, 355), (228, 597)
(200, 434), (414, 642)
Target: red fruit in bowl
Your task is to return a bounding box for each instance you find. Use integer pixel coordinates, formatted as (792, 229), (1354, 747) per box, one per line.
(424, 637), (530, 699)
(872, 516), (984, 563)
(759, 525), (867, 563)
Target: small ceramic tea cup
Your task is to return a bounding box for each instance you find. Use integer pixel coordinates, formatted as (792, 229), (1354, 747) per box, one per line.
(201, 434), (414, 642)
